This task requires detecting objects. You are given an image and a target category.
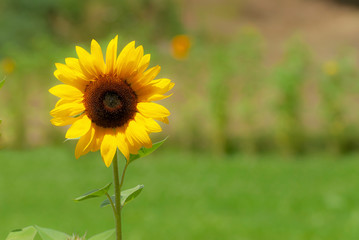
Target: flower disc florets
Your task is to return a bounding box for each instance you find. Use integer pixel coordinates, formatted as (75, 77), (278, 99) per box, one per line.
(84, 75), (137, 128)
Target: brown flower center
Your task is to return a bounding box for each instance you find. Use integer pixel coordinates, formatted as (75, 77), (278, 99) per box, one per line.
(83, 75), (137, 128)
(103, 92), (122, 110)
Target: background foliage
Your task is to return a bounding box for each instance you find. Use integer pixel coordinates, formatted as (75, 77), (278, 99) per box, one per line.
(1, 0), (359, 155)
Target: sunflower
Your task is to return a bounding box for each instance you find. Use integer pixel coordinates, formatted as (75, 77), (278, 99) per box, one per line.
(49, 36), (174, 167)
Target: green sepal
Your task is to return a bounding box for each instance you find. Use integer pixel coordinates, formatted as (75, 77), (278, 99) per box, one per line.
(0, 77), (5, 89)
(34, 226), (70, 240)
(101, 184), (144, 208)
(6, 226), (37, 240)
(74, 182), (112, 202)
(129, 137), (168, 163)
(88, 229), (115, 240)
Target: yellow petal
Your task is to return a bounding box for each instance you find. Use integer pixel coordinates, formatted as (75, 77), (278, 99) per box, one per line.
(91, 39), (105, 75)
(125, 45), (143, 68)
(55, 98), (82, 108)
(49, 84), (84, 99)
(120, 61), (135, 80)
(136, 52), (149, 74)
(151, 78), (175, 90)
(50, 102), (85, 118)
(55, 63), (89, 81)
(106, 35), (118, 75)
(144, 94), (173, 102)
(55, 98), (69, 108)
(76, 46), (97, 77)
(135, 113), (162, 133)
(134, 45), (144, 60)
(116, 127), (130, 160)
(137, 78), (174, 101)
(65, 58), (83, 73)
(101, 129), (117, 167)
(119, 45), (144, 79)
(137, 102), (170, 118)
(141, 65), (161, 85)
(136, 78), (174, 97)
(124, 134), (139, 155)
(125, 120), (152, 148)
(130, 65), (161, 91)
(90, 125), (104, 152)
(157, 117), (169, 124)
(75, 125), (95, 159)
(125, 53), (150, 84)
(116, 41), (135, 75)
(50, 116), (78, 126)
(65, 115), (92, 139)
(54, 64), (88, 91)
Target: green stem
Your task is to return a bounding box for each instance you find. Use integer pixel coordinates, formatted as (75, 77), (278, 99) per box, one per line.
(119, 163), (129, 205)
(113, 151), (122, 240)
(113, 149), (129, 240)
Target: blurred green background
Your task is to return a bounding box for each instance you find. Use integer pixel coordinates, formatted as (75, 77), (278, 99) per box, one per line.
(2, 0), (359, 239)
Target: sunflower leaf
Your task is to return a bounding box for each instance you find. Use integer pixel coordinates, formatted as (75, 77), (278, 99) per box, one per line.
(129, 137), (168, 163)
(88, 229), (115, 240)
(74, 182), (112, 201)
(120, 184), (144, 207)
(101, 184), (144, 208)
(35, 226), (70, 240)
(6, 226), (37, 240)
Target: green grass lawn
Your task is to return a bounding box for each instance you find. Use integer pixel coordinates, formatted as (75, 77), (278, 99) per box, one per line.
(1, 146), (359, 239)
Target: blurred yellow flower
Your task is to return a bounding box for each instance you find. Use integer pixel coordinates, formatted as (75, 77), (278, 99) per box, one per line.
(1, 58), (15, 74)
(323, 60), (339, 76)
(171, 34), (191, 60)
(49, 36), (174, 167)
